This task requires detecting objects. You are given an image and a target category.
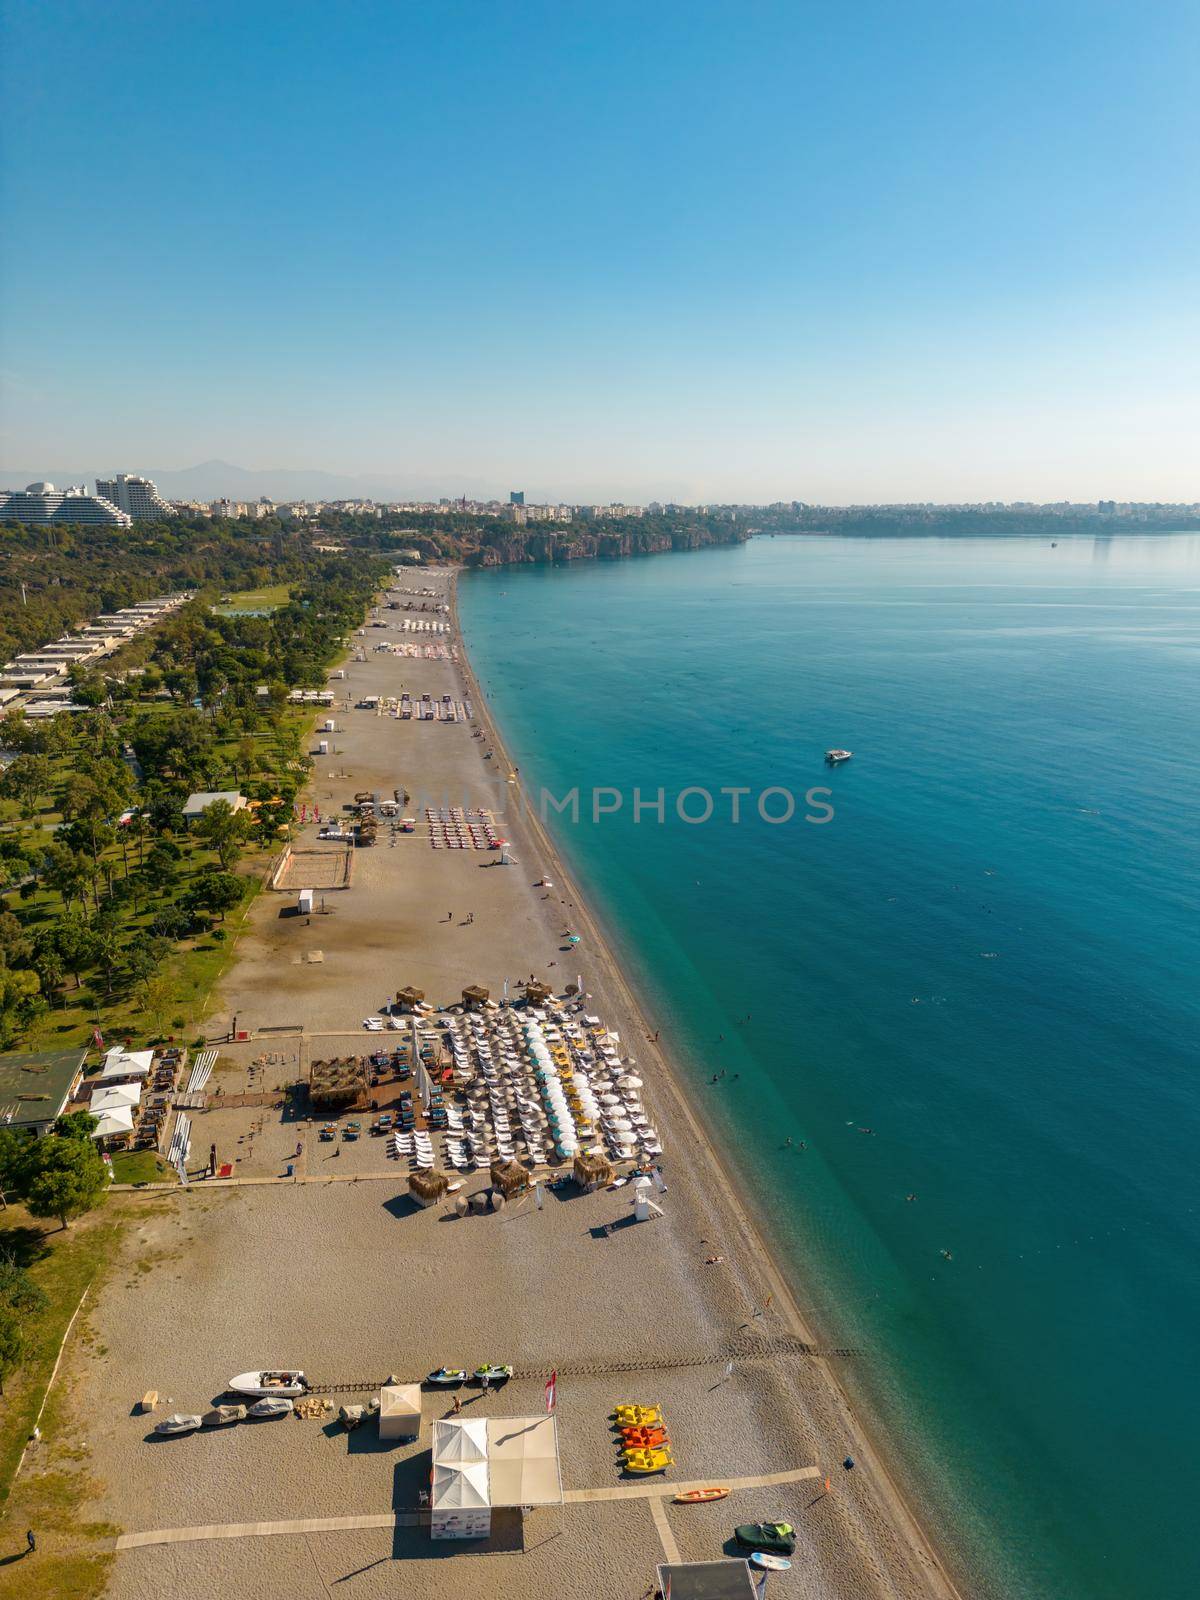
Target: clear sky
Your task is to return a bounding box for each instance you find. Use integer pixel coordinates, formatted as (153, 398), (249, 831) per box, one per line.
(2, 0), (1197, 503)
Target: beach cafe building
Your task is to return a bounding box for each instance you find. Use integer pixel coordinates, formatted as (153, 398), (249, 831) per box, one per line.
(430, 1415), (562, 1541)
(0, 1047), (88, 1136)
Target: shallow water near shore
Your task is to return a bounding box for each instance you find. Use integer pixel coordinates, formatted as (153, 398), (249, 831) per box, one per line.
(460, 534), (1200, 1600)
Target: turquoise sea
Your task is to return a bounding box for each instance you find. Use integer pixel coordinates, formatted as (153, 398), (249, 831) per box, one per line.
(459, 535), (1200, 1600)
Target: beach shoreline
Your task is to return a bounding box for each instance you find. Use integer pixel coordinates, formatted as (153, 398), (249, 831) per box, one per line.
(40, 558), (972, 1600)
(450, 566), (967, 1600)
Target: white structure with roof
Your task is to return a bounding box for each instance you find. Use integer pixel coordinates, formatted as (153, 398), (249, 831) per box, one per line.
(95, 474), (175, 520)
(0, 482), (132, 527)
(98, 1047), (154, 1081)
(182, 790), (248, 822)
(429, 1415), (562, 1541)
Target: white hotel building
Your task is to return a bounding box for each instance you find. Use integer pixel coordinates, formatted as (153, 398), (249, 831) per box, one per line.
(0, 482), (132, 527)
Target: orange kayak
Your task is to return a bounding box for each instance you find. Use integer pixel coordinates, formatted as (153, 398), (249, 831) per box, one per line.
(674, 1487), (730, 1504)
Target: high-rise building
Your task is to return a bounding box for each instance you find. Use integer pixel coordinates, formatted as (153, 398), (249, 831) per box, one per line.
(509, 490), (525, 506)
(96, 473), (175, 520)
(0, 482), (132, 527)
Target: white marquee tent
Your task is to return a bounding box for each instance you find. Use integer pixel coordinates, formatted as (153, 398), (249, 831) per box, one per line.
(430, 1416), (562, 1541)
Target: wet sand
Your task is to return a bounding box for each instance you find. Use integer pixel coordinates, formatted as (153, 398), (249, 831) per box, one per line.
(61, 567), (961, 1600)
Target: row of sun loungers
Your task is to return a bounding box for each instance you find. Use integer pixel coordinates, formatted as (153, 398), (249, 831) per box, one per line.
(426, 806), (500, 849)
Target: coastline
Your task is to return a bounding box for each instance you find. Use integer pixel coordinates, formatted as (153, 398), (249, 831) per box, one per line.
(450, 565), (967, 1600)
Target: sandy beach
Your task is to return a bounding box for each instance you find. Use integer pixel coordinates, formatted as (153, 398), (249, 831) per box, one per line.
(46, 565), (962, 1600)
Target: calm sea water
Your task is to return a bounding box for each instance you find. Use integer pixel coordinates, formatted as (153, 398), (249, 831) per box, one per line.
(459, 535), (1200, 1600)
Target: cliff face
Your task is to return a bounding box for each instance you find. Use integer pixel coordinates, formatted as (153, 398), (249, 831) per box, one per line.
(463, 519), (748, 567)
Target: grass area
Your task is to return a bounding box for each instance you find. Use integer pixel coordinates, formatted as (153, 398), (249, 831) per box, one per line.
(0, 1202), (127, 1598)
(107, 1151), (177, 1186)
(211, 582), (292, 613)
(15, 855), (266, 1059)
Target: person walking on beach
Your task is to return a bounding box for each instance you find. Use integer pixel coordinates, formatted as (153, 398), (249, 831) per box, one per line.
(480, 1372), (490, 1396)
(451, 1394), (462, 1415)
(26, 1530), (35, 1555)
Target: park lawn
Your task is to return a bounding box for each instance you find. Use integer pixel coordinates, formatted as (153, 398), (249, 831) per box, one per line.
(107, 1150), (177, 1186)
(0, 1201), (129, 1600)
(211, 581), (292, 613)
(25, 873), (264, 1056)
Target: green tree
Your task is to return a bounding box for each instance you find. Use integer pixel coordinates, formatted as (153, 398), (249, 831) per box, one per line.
(55, 913), (100, 990)
(185, 869), (245, 922)
(54, 1110), (99, 1140)
(20, 1135), (108, 1230)
(195, 799), (252, 869)
(0, 1303), (30, 1395)
(0, 963), (39, 1049)
(0, 753), (53, 819)
(0, 1128), (32, 1197)
(43, 841), (90, 913)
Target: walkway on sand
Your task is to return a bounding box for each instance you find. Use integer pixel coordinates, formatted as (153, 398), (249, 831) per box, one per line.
(113, 1464), (822, 1555)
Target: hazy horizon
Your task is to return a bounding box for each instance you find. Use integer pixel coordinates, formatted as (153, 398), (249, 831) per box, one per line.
(2, 1), (1198, 502)
(4, 455), (1198, 510)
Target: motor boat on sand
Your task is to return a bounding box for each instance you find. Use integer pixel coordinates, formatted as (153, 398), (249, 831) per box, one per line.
(228, 1369), (308, 1398)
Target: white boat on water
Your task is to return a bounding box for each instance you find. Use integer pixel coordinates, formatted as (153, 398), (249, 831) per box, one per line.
(825, 748), (853, 764)
(228, 1369), (308, 1398)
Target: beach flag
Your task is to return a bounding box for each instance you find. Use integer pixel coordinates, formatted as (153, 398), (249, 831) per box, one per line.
(545, 1370), (557, 1413)
(91, 1025), (104, 1051)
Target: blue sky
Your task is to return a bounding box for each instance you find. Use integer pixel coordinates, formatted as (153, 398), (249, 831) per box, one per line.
(2, 0), (1197, 502)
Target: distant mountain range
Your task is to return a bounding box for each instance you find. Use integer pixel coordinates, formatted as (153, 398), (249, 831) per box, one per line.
(0, 458), (698, 505)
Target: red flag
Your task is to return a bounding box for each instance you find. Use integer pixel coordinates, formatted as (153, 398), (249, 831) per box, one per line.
(545, 1370), (557, 1413)
(92, 1025), (104, 1051)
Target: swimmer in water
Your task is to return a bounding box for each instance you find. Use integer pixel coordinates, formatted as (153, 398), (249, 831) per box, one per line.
(940, 1249), (953, 1261)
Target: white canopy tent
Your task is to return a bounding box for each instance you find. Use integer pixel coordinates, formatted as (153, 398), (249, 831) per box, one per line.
(431, 1460), (490, 1509)
(90, 1082), (141, 1112)
(430, 1415), (561, 1541)
(91, 1104), (135, 1139)
(99, 1048), (154, 1081)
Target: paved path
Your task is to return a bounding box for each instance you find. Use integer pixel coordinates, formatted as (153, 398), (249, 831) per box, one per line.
(113, 1465), (820, 1552)
(561, 1465), (820, 1502)
(648, 1496), (681, 1564)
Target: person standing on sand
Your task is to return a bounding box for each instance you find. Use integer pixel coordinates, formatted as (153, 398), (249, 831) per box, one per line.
(26, 1530), (35, 1554)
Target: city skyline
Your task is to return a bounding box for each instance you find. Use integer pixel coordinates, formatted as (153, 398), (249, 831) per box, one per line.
(2, 1), (1198, 502)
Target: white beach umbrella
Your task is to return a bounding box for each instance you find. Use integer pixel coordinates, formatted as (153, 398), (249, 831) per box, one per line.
(618, 1074), (643, 1090)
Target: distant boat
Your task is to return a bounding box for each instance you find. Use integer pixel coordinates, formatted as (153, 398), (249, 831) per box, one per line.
(825, 749), (853, 764)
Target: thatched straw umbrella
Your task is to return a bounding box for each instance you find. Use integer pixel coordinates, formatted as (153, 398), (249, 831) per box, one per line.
(395, 986), (424, 1012)
(524, 980), (552, 1003)
(573, 1149), (613, 1191)
(490, 1159), (528, 1199)
(462, 984), (490, 1011)
(308, 1056), (368, 1110)
(408, 1169), (450, 1207)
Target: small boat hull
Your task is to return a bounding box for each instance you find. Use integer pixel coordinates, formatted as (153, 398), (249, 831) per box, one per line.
(674, 1487), (729, 1504)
